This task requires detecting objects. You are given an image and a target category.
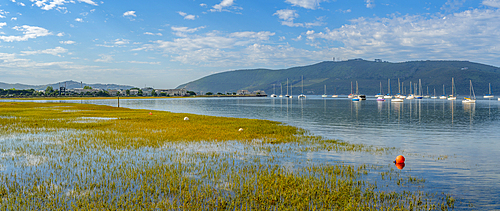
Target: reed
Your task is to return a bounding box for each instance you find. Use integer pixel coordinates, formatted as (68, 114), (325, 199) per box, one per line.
(0, 102), (455, 210)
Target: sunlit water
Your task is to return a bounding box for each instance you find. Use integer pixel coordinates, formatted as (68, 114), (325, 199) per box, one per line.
(4, 96), (500, 209)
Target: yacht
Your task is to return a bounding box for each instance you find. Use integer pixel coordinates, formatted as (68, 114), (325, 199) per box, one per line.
(298, 75), (306, 99)
(484, 83), (494, 98)
(462, 80), (476, 103)
(447, 78), (456, 100)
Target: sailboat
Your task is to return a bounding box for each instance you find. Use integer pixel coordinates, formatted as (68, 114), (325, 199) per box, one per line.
(348, 81), (354, 98)
(439, 85), (447, 99)
(406, 81), (415, 99)
(279, 83), (283, 98)
(424, 86), (430, 98)
(462, 80), (476, 103)
(484, 83), (494, 98)
(352, 81), (361, 101)
(289, 80), (293, 98)
(415, 79), (423, 99)
(431, 88), (438, 99)
(298, 75), (306, 99)
(285, 79), (290, 98)
(375, 81), (384, 97)
(384, 79), (393, 99)
(270, 84), (277, 97)
(447, 78), (457, 100)
(331, 87), (338, 98)
(322, 85), (328, 98)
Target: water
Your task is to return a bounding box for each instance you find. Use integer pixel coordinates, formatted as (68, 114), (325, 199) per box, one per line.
(4, 96), (500, 209)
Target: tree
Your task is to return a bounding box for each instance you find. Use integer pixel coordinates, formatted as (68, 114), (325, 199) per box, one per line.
(205, 92), (213, 95)
(84, 86), (92, 89)
(138, 89), (143, 96)
(187, 91), (196, 96)
(45, 86), (54, 93)
(126, 89), (130, 96)
(152, 89), (157, 97)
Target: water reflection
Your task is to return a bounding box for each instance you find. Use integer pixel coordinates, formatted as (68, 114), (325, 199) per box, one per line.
(395, 162), (405, 170)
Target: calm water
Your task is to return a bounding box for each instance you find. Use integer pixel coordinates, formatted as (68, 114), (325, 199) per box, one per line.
(7, 96), (500, 209)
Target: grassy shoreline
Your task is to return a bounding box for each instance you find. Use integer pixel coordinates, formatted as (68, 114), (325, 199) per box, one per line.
(0, 102), (455, 210)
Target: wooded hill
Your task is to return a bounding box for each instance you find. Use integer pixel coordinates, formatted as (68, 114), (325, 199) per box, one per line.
(177, 60), (500, 96)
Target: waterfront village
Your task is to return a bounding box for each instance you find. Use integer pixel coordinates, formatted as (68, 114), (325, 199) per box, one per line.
(0, 86), (267, 98)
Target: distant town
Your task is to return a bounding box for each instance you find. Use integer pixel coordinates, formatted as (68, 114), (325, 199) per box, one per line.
(0, 86), (267, 98)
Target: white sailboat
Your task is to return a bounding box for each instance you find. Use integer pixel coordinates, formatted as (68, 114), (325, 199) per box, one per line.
(406, 81), (415, 99)
(439, 84), (447, 99)
(462, 80), (476, 103)
(285, 78), (290, 98)
(348, 81), (354, 98)
(375, 81), (384, 97)
(289, 82), (293, 98)
(384, 79), (393, 99)
(270, 84), (277, 97)
(431, 88), (438, 99)
(447, 78), (456, 100)
(484, 83), (494, 98)
(298, 75), (306, 99)
(331, 86), (338, 98)
(321, 85), (328, 98)
(279, 82), (283, 98)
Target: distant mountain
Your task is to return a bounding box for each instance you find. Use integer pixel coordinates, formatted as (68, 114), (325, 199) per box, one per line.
(177, 60), (500, 96)
(0, 80), (135, 91)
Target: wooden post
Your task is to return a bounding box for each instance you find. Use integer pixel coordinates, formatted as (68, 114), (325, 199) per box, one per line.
(118, 96), (120, 108)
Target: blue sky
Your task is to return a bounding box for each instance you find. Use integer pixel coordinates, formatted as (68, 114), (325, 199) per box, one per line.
(1, 0), (500, 88)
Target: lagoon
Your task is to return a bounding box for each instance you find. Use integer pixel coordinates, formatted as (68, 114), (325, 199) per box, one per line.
(3, 96), (500, 209)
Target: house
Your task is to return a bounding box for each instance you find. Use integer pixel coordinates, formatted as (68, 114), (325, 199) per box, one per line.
(70, 88), (101, 94)
(237, 90), (250, 95)
(129, 89), (139, 96)
(154, 88), (187, 96)
(107, 89), (121, 96)
(252, 90), (266, 95)
(142, 87), (154, 96)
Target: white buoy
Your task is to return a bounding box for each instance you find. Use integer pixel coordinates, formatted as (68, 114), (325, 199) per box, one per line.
(238, 128), (244, 132)
(184, 117), (189, 121)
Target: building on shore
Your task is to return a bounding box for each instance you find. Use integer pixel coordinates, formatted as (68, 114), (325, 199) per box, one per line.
(154, 88), (187, 96)
(237, 90), (250, 95)
(69, 88), (102, 94)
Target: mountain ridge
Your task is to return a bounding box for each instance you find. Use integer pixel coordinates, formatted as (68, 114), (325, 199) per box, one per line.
(0, 80), (135, 91)
(176, 60), (500, 96)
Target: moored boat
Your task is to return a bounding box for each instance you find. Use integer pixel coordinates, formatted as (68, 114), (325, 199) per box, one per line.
(462, 80), (476, 103)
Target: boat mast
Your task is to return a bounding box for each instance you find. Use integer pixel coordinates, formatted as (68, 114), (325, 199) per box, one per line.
(351, 81), (353, 95)
(301, 75), (304, 94)
(451, 77), (454, 96)
(398, 78), (401, 94)
(489, 83), (491, 95)
(286, 78), (289, 96)
(356, 81), (359, 95)
(388, 78), (391, 95)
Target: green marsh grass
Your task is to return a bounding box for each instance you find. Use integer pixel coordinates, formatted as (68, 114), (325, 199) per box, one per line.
(0, 102), (455, 210)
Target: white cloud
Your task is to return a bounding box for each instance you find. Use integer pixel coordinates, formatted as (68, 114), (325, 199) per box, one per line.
(114, 38), (129, 45)
(0, 10), (8, 18)
(57, 32), (64, 37)
(171, 26), (206, 36)
(274, 9), (324, 28)
(144, 32), (163, 36)
(60, 40), (75, 44)
(200, 3), (207, 7)
(75, 18), (83, 22)
(78, 0), (97, 6)
(285, 0), (326, 9)
(21, 46), (68, 56)
(123, 11), (136, 17)
(94, 54), (113, 62)
(305, 9), (500, 65)
(441, 0), (465, 12)
(0, 23), (6, 28)
(178, 11), (197, 20)
(210, 0), (241, 12)
(0, 25), (51, 42)
(483, 0), (500, 8)
(11, 17), (18, 20)
(365, 0), (375, 8)
(30, 0), (97, 10)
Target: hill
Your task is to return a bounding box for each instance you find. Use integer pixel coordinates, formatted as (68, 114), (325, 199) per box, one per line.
(177, 60), (500, 96)
(0, 80), (134, 91)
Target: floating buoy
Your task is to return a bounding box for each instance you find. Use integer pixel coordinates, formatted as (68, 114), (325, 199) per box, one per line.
(184, 117), (189, 121)
(395, 162), (405, 170)
(149, 112), (152, 115)
(238, 128), (244, 132)
(395, 155), (405, 164)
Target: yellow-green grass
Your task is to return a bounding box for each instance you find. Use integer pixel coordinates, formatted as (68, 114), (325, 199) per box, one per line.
(0, 102), (455, 210)
(8, 96), (189, 101)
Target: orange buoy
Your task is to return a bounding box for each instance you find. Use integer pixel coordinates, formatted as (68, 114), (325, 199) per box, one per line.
(149, 112), (152, 115)
(395, 155), (405, 164)
(395, 162), (405, 170)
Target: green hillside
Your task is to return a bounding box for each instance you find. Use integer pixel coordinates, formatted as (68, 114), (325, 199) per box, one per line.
(177, 60), (500, 96)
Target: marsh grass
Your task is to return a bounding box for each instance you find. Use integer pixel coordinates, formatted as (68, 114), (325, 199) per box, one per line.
(0, 102), (455, 210)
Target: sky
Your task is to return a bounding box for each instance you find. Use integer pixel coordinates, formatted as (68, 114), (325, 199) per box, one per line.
(1, 0), (500, 88)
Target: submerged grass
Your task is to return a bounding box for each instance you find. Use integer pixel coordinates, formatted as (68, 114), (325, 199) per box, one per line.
(0, 102), (454, 210)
